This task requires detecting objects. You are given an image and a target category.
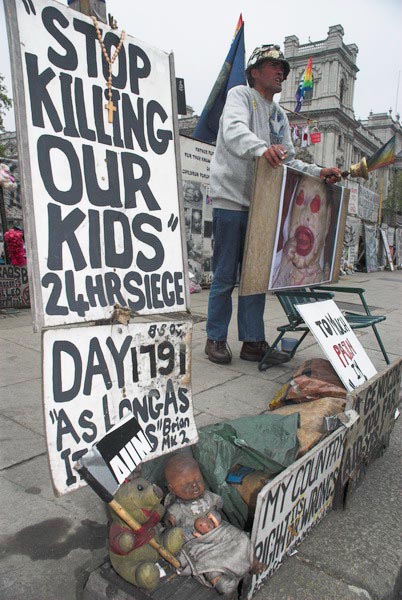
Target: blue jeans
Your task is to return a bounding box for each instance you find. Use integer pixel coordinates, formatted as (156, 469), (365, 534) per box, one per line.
(206, 208), (266, 342)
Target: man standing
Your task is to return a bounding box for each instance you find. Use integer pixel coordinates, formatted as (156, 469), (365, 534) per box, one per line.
(205, 44), (341, 365)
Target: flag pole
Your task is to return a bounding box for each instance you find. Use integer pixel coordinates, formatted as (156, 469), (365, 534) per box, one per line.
(378, 176), (383, 225)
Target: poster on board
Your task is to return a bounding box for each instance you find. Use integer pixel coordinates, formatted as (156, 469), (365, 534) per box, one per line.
(240, 164), (348, 296)
(269, 168), (344, 289)
(0, 265), (30, 308)
(180, 135), (214, 286)
(42, 318), (196, 496)
(245, 427), (346, 599)
(363, 223), (378, 272)
(6, 0), (187, 329)
(295, 299), (377, 391)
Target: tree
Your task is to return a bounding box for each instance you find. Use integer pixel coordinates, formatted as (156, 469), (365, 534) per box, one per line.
(382, 171), (402, 225)
(0, 74), (12, 132)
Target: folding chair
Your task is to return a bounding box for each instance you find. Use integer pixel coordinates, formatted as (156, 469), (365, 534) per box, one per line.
(259, 289), (334, 371)
(310, 285), (390, 365)
(259, 287), (390, 371)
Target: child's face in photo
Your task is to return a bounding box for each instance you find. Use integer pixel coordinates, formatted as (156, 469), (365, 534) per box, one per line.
(288, 177), (331, 268)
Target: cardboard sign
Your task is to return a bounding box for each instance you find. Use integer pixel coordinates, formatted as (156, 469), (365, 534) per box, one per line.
(380, 228), (395, 271)
(7, 0), (187, 329)
(0, 264), (30, 308)
(42, 318), (197, 496)
(338, 360), (402, 505)
(346, 183), (359, 215)
(295, 299), (377, 391)
(245, 427), (346, 599)
(77, 414), (153, 496)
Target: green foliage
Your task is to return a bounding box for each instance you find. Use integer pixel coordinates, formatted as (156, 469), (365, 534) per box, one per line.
(383, 172), (402, 223)
(0, 74), (12, 132)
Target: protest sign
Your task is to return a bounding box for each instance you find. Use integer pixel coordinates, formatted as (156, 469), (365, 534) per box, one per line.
(0, 265), (30, 308)
(6, 0), (188, 329)
(295, 299), (377, 391)
(42, 318), (196, 496)
(76, 413), (153, 497)
(245, 427), (346, 599)
(337, 359), (402, 505)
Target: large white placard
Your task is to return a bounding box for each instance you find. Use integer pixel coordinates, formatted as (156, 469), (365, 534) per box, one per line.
(295, 299), (377, 391)
(9, 0), (187, 328)
(246, 428), (346, 599)
(43, 319), (197, 495)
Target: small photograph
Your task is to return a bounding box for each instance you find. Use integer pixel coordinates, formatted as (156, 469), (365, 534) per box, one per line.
(191, 209), (203, 235)
(270, 169), (344, 289)
(203, 257), (211, 273)
(183, 180), (204, 205)
(204, 220), (213, 238)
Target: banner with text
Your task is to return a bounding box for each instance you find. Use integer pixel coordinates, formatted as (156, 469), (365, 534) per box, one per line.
(295, 299), (377, 391)
(10, 0), (186, 328)
(42, 318), (196, 495)
(246, 428), (346, 598)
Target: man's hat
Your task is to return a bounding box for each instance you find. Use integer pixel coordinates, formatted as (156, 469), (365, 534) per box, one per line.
(246, 44), (290, 80)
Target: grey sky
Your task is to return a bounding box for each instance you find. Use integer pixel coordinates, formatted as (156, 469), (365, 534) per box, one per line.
(1, 0), (401, 131)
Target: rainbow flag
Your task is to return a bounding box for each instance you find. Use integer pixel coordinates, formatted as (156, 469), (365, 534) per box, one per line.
(295, 57), (313, 113)
(193, 15), (246, 143)
(367, 135), (396, 172)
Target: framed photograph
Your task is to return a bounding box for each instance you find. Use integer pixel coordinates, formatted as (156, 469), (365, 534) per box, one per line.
(240, 162), (349, 295)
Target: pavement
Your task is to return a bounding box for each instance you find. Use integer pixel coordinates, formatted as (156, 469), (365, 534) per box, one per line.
(0, 269), (401, 600)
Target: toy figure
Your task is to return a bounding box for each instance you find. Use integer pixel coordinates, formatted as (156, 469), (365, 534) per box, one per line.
(273, 176), (335, 288)
(108, 476), (184, 591)
(164, 454), (265, 597)
(193, 512), (221, 537)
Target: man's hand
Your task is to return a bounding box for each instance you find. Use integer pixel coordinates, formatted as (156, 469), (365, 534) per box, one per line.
(263, 145), (288, 168)
(320, 167), (342, 185)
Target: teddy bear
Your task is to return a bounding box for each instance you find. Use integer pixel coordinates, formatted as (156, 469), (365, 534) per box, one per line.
(108, 476), (184, 591)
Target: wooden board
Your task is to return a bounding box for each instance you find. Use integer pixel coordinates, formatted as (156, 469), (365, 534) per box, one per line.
(336, 359), (402, 507)
(239, 160), (283, 295)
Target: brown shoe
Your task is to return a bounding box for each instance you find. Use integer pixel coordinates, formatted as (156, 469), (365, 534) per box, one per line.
(205, 339), (232, 364)
(240, 341), (291, 364)
(240, 341), (270, 362)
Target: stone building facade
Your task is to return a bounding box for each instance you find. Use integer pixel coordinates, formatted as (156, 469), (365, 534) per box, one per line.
(280, 25), (402, 199)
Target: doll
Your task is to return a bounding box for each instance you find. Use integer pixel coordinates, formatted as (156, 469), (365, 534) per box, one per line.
(164, 454), (265, 596)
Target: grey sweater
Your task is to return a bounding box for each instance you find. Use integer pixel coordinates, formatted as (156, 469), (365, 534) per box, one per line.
(210, 86), (322, 210)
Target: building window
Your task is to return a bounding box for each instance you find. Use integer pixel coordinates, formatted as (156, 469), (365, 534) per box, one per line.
(340, 78), (345, 104)
(338, 135), (343, 149)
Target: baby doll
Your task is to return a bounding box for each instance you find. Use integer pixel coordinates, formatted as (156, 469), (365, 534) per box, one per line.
(193, 512), (221, 538)
(273, 176), (333, 288)
(164, 454), (265, 596)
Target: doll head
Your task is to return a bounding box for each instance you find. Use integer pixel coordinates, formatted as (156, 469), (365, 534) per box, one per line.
(164, 454), (206, 501)
(194, 514), (219, 535)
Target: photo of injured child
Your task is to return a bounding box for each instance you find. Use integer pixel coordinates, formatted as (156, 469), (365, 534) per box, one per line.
(270, 169), (344, 289)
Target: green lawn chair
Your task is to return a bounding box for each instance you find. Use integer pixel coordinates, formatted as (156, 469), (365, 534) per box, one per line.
(259, 287), (389, 371)
(310, 285), (389, 365)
